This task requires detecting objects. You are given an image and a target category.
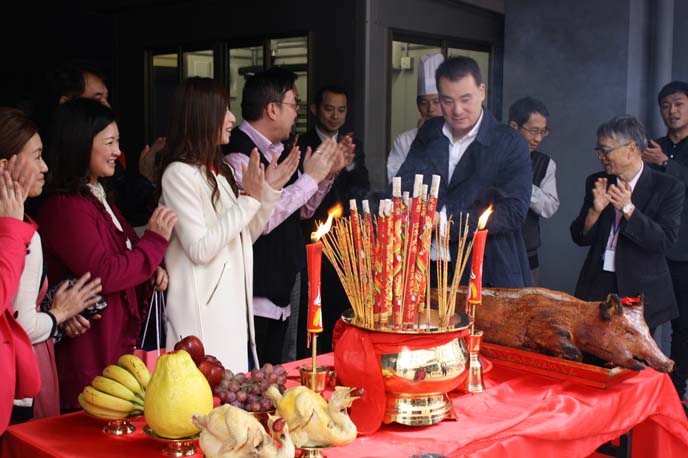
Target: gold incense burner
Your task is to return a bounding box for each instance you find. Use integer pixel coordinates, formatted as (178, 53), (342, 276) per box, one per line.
(342, 309), (470, 426)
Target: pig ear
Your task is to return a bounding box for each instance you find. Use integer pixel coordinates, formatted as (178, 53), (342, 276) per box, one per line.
(599, 294), (623, 321)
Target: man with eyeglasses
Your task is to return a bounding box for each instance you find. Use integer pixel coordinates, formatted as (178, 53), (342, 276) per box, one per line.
(508, 97), (559, 284)
(643, 81), (688, 407)
(395, 56), (532, 288)
(224, 67), (345, 365)
(571, 116), (683, 342)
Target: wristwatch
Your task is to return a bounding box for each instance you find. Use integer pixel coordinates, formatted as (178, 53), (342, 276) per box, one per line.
(622, 202), (635, 217)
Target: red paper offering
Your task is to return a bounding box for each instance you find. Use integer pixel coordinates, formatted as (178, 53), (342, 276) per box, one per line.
(402, 175), (424, 327)
(392, 179), (404, 328)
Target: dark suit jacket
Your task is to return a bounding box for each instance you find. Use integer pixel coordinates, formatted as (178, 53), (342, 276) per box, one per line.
(297, 129), (370, 236)
(395, 111), (533, 288)
(570, 166), (684, 328)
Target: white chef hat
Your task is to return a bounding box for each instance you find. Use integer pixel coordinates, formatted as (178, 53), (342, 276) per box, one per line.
(417, 53), (444, 96)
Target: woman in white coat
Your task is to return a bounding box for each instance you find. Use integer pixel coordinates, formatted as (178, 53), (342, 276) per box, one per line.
(159, 77), (299, 371)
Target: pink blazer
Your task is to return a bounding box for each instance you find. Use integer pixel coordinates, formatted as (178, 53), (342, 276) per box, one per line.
(0, 217), (40, 433)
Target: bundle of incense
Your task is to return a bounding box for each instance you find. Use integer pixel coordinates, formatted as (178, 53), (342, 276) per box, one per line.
(383, 199), (394, 324)
(401, 175), (424, 328)
(415, 176), (440, 321)
(323, 217), (373, 328)
(391, 178), (404, 329)
(362, 200), (377, 326)
(349, 199), (366, 303)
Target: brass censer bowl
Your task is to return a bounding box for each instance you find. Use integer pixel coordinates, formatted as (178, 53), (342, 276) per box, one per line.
(341, 309), (470, 426)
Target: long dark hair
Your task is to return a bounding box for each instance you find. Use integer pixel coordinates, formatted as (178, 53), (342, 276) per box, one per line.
(0, 107), (38, 160)
(158, 77), (237, 208)
(44, 98), (116, 194)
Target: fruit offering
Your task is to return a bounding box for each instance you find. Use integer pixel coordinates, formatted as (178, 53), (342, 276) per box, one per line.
(78, 353), (150, 420)
(174, 335), (227, 390)
(144, 349), (214, 439)
(213, 363), (288, 412)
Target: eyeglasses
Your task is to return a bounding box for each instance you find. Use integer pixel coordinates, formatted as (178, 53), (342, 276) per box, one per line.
(275, 99), (300, 111)
(519, 126), (550, 137)
(594, 141), (632, 157)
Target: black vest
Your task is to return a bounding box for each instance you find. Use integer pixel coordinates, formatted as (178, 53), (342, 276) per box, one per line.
(522, 150), (551, 255)
(224, 128), (306, 307)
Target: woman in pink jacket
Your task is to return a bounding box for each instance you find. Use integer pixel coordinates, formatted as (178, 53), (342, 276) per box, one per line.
(37, 98), (177, 410)
(0, 161), (40, 433)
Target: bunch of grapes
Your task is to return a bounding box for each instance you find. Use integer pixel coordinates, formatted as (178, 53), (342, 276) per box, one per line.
(213, 363), (288, 412)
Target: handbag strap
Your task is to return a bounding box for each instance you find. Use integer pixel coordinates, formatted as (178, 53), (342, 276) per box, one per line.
(140, 290), (160, 351)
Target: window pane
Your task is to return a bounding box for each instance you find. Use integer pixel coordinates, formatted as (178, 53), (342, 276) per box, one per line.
(183, 49), (214, 79)
(390, 41), (442, 145)
(229, 45), (264, 126)
(270, 37), (308, 134)
(152, 53), (178, 138)
(447, 47), (490, 102)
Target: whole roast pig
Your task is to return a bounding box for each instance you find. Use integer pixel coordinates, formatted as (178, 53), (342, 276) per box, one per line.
(455, 287), (673, 372)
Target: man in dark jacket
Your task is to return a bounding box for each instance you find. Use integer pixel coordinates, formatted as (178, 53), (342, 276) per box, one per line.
(396, 56), (532, 287)
(571, 115), (684, 332)
(642, 81), (688, 403)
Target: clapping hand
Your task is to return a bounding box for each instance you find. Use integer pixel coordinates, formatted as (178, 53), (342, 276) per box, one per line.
(303, 138), (339, 182)
(146, 206), (178, 240)
(241, 148), (265, 201)
(50, 273), (103, 325)
(591, 177), (611, 214)
(139, 137), (167, 182)
(0, 171), (25, 220)
(330, 134), (355, 176)
(607, 180), (632, 211)
(266, 142), (300, 190)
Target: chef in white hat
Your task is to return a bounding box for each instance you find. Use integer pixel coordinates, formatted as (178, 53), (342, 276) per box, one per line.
(387, 53), (445, 182)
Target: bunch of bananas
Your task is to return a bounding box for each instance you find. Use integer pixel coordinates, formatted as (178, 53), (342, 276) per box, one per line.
(78, 354), (151, 420)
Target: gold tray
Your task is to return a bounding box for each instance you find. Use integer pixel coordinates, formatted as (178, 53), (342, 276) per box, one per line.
(480, 342), (637, 389)
(341, 308), (470, 334)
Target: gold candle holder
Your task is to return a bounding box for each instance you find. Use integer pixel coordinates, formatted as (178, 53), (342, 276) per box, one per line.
(465, 330), (484, 393)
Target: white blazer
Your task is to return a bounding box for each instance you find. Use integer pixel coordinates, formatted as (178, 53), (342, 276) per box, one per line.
(160, 162), (280, 371)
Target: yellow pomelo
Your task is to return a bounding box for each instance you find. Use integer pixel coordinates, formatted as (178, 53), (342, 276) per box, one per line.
(144, 350), (213, 438)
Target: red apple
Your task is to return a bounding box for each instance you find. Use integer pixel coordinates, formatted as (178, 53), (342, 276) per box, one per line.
(174, 335), (205, 365)
(203, 354), (222, 367)
(198, 360), (224, 388)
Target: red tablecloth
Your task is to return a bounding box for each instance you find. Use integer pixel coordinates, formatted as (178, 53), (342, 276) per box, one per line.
(1, 353), (687, 458)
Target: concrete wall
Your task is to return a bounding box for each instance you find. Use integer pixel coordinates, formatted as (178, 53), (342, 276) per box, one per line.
(503, 0), (637, 293)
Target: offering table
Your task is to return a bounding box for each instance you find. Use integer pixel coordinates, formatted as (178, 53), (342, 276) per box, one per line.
(1, 353), (686, 458)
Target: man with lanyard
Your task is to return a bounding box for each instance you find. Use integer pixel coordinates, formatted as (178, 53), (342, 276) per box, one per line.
(571, 116), (683, 341)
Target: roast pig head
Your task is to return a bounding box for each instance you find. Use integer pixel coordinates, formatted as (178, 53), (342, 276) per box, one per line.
(460, 287), (674, 373)
(584, 294), (674, 372)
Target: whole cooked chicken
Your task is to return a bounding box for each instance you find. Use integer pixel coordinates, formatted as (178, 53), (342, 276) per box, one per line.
(191, 404), (295, 458)
(265, 385), (363, 448)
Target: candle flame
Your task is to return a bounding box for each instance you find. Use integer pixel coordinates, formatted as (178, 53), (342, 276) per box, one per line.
(311, 203), (343, 241)
(477, 205), (493, 230)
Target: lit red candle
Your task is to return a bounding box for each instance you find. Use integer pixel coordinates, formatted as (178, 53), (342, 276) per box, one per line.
(466, 206), (494, 313)
(308, 205), (343, 334)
